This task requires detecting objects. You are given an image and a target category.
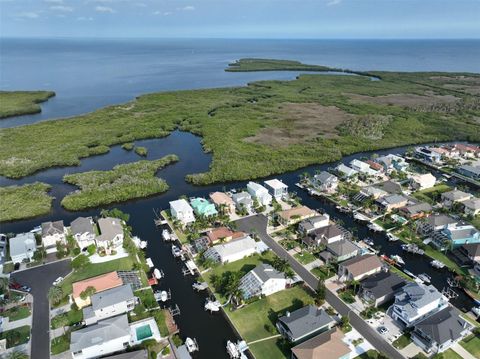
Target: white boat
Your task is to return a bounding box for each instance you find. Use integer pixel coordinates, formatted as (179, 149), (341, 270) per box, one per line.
(185, 337), (199, 353)
(153, 268), (163, 279)
(472, 307), (480, 317)
(368, 223), (384, 232)
(418, 273), (431, 284)
(30, 226), (42, 233)
(192, 282), (209, 291)
(226, 341), (240, 358)
(139, 241), (147, 249)
(162, 229), (171, 241)
(172, 245), (182, 258)
(154, 290), (170, 302)
(354, 212), (370, 222)
(386, 233), (399, 241)
(431, 260), (446, 269)
(146, 258), (154, 268)
(205, 299), (221, 312)
(403, 269), (415, 277)
(390, 255), (405, 265)
(363, 238), (374, 246)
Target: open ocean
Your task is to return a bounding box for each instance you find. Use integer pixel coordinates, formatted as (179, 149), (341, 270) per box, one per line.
(1, 38), (479, 127)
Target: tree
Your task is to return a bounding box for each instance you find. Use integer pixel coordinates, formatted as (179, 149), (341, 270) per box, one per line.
(80, 286), (96, 300)
(100, 208), (129, 222)
(33, 246), (47, 262)
(48, 286), (64, 305)
(272, 257), (289, 272)
(340, 315), (350, 331)
(315, 280), (326, 305)
(350, 279), (360, 294)
(72, 254), (89, 269)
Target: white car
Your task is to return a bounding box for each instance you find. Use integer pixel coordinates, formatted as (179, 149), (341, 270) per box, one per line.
(378, 326), (389, 335)
(53, 277), (64, 286)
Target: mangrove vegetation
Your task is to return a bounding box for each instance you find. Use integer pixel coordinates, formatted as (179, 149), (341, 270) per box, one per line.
(0, 91), (55, 119)
(0, 182), (53, 222)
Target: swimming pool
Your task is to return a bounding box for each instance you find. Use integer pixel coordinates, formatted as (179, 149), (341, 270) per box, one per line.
(136, 324), (153, 341)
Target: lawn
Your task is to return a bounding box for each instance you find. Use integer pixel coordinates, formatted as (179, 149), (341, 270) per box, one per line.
(0, 90), (55, 118)
(51, 332), (70, 355)
(248, 337), (287, 359)
(293, 251), (316, 265)
(460, 333), (480, 358)
(412, 184), (451, 204)
(1, 305), (31, 321)
(0, 182), (52, 222)
(311, 265), (335, 280)
(228, 286), (314, 359)
(441, 349), (463, 359)
(51, 308), (83, 329)
(392, 333), (411, 349)
(60, 256), (134, 295)
(0, 325), (31, 348)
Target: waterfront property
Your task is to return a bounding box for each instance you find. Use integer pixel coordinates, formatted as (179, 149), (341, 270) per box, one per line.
(335, 164), (358, 179)
(71, 217), (96, 250)
(437, 223), (480, 249)
(203, 235), (257, 264)
(206, 226), (245, 245)
(400, 202), (432, 219)
(238, 263), (287, 299)
(97, 217), (124, 252)
(298, 214), (330, 235)
(359, 271), (407, 307)
(9, 232), (36, 264)
(375, 154), (408, 173)
(441, 189), (473, 208)
(302, 224), (344, 248)
(417, 214), (457, 236)
(276, 305), (335, 343)
(247, 181), (272, 206)
(410, 173), (436, 190)
(313, 171), (338, 193)
(320, 239), (360, 263)
(291, 327), (351, 359)
(463, 198), (480, 216)
(277, 206), (316, 226)
(72, 271), (123, 308)
(264, 178), (288, 199)
(232, 191), (253, 212)
(457, 164), (480, 180)
(376, 194), (408, 212)
(388, 282), (449, 327)
(41, 220), (66, 253)
(337, 254), (383, 282)
(209, 191), (236, 215)
(169, 199), (195, 225)
(190, 197), (218, 217)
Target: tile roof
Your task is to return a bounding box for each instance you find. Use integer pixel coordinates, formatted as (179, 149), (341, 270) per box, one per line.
(72, 271), (123, 299)
(41, 220), (64, 236)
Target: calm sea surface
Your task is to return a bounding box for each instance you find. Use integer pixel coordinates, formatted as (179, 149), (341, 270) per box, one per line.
(1, 39), (479, 358)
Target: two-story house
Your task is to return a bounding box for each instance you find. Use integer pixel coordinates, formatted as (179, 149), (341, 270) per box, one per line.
(97, 217), (124, 251)
(298, 214), (330, 235)
(239, 263), (287, 299)
(169, 199), (195, 225)
(264, 179), (288, 199)
(247, 181), (272, 206)
(70, 217), (96, 251)
(313, 171), (338, 193)
(41, 220), (67, 253)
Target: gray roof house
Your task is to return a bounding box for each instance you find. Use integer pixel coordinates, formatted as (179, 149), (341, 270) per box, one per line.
(71, 314), (131, 359)
(9, 233), (37, 264)
(302, 224), (344, 248)
(276, 305), (335, 343)
(298, 214), (330, 234)
(313, 171), (338, 193)
(41, 220), (66, 250)
(400, 202), (432, 218)
(412, 306), (472, 354)
(231, 191), (253, 211)
(71, 217), (96, 250)
(441, 190), (473, 207)
(239, 263), (287, 299)
(359, 271), (407, 307)
(377, 194), (408, 211)
(320, 239), (360, 263)
(97, 217), (124, 249)
(417, 214), (457, 236)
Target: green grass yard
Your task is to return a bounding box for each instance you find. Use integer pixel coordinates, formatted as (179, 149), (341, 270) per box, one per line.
(441, 348), (463, 359)
(412, 184), (451, 204)
(460, 334), (480, 358)
(51, 332), (70, 355)
(392, 333), (411, 349)
(0, 325), (31, 348)
(51, 308), (83, 329)
(293, 251), (316, 265)
(1, 305), (31, 321)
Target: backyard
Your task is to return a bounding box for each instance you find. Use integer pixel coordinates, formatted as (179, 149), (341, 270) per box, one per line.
(460, 333), (480, 358)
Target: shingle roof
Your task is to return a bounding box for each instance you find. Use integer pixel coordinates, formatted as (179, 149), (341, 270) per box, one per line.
(291, 328), (350, 359)
(97, 217), (123, 243)
(360, 271), (406, 299)
(278, 305), (334, 340)
(41, 220), (64, 236)
(341, 254), (383, 278)
(315, 171), (337, 184)
(394, 283), (445, 319)
(70, 314), (130, 352)
(252, 263), (285, 282)
(462, 243), (480, 257)
(463, 198), (480, 210)
(327, 239), (359, 257)
(442, 190), (472, 201)
(91, 284), (134, 311)
(424, 214), (457, 227)
(70, 217), (94, 236)
(402, 202), (432, 215)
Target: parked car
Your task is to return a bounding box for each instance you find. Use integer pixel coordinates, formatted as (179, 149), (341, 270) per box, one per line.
(20, 285), (31, 293)
(9, 282), (21, 290)
(378, 326), (389, 335)
(53, 277), (64, 286)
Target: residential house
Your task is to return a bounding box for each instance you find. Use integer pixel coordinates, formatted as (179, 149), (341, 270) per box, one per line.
(97, 217), (124, 251)
(276, 305), (335, 343)
(9, 233), (37, 264)
(441, 189), (473, 208)
(377, 194), (409, 212)
(71, 315), (131, 359)
(400, 202), (432, 219)
(72, 271), (123, 308)
(106, 350), (148, 359)
(452, 243), (480, 267)
(337, 254), (383, 282)
(462, 243), (480, 262)
(463, 198), (480, 216)
(298, 214), (330, 235)
(231, 191), (253, 212)
(457, 164), (480, 180)
(239, 263), (287, 299)
(71, 217), (96, 250)
(203, 235), (256, 264)
(375, 154), (408, 172)
(313, 171), (338, 193)
(190, 197), (218, 217)
(358, 186), (389, 201)
(430, 147), (451, 158)
(335, 163), (358, 179)
(277, 206), (316, 226)
(359, 271), (406, 307)
(169, 199), (195, 225)
(411, 306), (472, 354)
(264, 179), (288, 199)
(247, 181), (272, 206)
(191, 236), (210, 255)
(41, 220), (66, 252)
(454, 144), (480, 158)
(83, 284), (135, 325)
(410, 173), (436, 190)
(302, 224), (344, 248)
(415, 147), (442, 163)
(377, 180), (403, 195)
(209, 192), (236, 215)
(417, 214), (457, 236)
(366, 160), (384, 173)
(291, 328), (351, 359)
(439, 223), (480, 248)
(388, 282), (448, 327)
(320, 239), (360, 263)
(206, 227), (244, 245)
(349, 159), (377, 176)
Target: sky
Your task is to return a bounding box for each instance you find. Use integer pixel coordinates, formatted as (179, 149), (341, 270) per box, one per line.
(1, 0), (480, 39)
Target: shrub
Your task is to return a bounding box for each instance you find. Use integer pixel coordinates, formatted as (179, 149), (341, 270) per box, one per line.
(87, 244), (96, 256)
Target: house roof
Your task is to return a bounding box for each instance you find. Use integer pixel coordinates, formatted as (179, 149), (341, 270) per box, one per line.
(424, 214), (457, 227)
(402, 202), (432, 215)
(360, 271), (406, 300)
(415, 306), (471, 345)
(315, 171), (337, 184)
(459, 165), (480, 175)
(71, 217), (94, 236)
(41, 220), (64, 237)
(209, 192), (234, 206)
(278, 206), (316, 222)
(463, 198), (480, 210)
(310, 224), (343, 240)
(462, 243), (480, 257)
(443, 225), (478, 240)
(210, 235), (256, 259)
(366, 160), (383, 171)
(300, 215), (330, 232)
(264, 179), (288, 190)
(91, 284), (134, 311)
(411, 173), (436, 184)
(169, 199), (193, 213)
(232, 191), (252, 203)
(381, 194), (408, 205)
(70, 314), (130, 352)
(251, 263), (285, 283)
(336, 164), (357, 176)
(247, 181), (268, 193)
(394, 283), (445, 319)
(341, 254), (383, 278)
(291, 328), (350, 359)
(72, 271), (123, 299)
(442, 190), (472, 201)
(9, 232), (36, 258)
(278, 305), (334, 340)
(206, 227), (244, 243)
(327, 239), (359, 257)
(97, 217), (123, 243)
(378, 180), (403, 194)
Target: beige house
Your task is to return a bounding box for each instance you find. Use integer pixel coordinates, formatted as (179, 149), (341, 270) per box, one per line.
(277, 206), (317, 226)
(338, 254), (383, 282)
(209, 192), (236, 215)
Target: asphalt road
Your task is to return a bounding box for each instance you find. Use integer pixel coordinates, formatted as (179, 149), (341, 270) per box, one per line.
(11, 259), (72, 359)
(236, 214), (405, 359)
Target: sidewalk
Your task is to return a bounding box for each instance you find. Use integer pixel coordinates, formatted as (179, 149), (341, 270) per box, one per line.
(50, 303), (72, 318)
(50, 326), (69, 340)
(1, 315), (32, 331)
(452, 343), (476, 359)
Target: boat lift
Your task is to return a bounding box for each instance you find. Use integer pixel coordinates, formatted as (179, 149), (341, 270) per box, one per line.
(154, 289), (171, 302)
(192, 282), (209, 291)
(226, 340), (249, 359)
(169, 304), (181, 317)
(182, 260), (198, 276)
(442, 287), (459, 300)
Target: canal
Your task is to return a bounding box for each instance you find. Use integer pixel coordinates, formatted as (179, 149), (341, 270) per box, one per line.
(1, 131), (478, 358)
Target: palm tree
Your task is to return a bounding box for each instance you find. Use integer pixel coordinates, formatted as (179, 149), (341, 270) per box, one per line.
(272, 257), (289, 272)
(351, 279), (360, 294)
(48, 286), (64, 305)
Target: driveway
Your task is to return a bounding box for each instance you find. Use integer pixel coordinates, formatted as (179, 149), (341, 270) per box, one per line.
(11, 259), (72, 359)
(235, 214), (405, 359)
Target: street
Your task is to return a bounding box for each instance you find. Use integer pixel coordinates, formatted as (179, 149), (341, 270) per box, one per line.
(235, 214), (405, 359)
(11, 259), (72, 359)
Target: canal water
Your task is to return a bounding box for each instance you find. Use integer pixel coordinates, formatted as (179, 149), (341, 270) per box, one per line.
(1, 129), (478, 358)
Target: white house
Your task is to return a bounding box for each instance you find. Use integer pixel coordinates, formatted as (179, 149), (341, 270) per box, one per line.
(231, 191), (253, 212)
(463, 198), (480, 216)
(313, 171), (338, 193)
(70, 217), (96, 250)
(441, 190), (473, 208)
(204, 235), (256, 264)
(83, 285), (135, 325)
(239, 263), (287, 299)
(349, 159), (377, 176)
(169, 199), (195, 225)
(97, 217), (124, 250)
(9, 233), (36, 264)
(71, 314), (131, 359)
(335, 163), (358, 178)
(410, 173), (436, 190)
(41, 220), (66, 252)
(247, 181), (272, 206)
(264, 179), (288, 199)
(389, 283), (448, 327)
(298, 214), (330, 234)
